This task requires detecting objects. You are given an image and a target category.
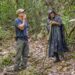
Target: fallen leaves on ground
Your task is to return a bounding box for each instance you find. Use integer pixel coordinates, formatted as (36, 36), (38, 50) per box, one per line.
(0, 38), (75, 75)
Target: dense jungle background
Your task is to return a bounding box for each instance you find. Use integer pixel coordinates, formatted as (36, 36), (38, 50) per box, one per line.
(0, 0), (75, 75)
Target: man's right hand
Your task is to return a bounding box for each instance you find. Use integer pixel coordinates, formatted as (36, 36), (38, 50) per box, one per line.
(23, 14), (27, 21)
(18, 14), (27, 30)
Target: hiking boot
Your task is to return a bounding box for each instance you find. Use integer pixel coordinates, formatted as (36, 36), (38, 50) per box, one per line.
(54, 59), (61, 63)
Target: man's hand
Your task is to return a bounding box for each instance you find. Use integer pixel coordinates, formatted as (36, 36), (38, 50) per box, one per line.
(18, 14), (27, 30)
(23, 14), (27, 21)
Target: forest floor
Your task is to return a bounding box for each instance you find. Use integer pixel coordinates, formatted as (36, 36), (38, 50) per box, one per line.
(0, 38), (75, 75)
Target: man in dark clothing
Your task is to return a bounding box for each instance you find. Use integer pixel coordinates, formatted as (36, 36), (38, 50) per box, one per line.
(5, 9), (29, 72)
(14, 9), (29, 71)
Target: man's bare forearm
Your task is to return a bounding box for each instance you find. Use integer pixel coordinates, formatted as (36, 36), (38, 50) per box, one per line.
(18, 20), (25, 30)
(18, 14), (27, 30)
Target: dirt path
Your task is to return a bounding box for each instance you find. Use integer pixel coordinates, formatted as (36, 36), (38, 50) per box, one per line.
(0, 38), (75, 75)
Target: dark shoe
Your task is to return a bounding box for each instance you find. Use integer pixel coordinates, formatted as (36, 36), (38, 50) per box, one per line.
(20, 64), (30, 71)
(60, 55), (65, 60)
(54, 59), (61, 63)
(20, 66), (26, 71)
(14, 67), (20, 72)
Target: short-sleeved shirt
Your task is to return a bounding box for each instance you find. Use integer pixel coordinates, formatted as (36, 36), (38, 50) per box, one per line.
(15, 18), (29, 40)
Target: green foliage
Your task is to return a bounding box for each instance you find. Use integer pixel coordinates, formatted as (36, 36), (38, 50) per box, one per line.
(0, 55), (13, 68)
(71, 52), (75, 59)
(0, 1), (75, 74)
(2, 56), (12, 66)
(0, 0), (75, 43)
(0, 27), (11, 40)
(0, 52), (16, 68)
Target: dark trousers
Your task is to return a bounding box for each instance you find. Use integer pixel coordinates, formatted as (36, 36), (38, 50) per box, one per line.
(15, 39), (29, 69)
